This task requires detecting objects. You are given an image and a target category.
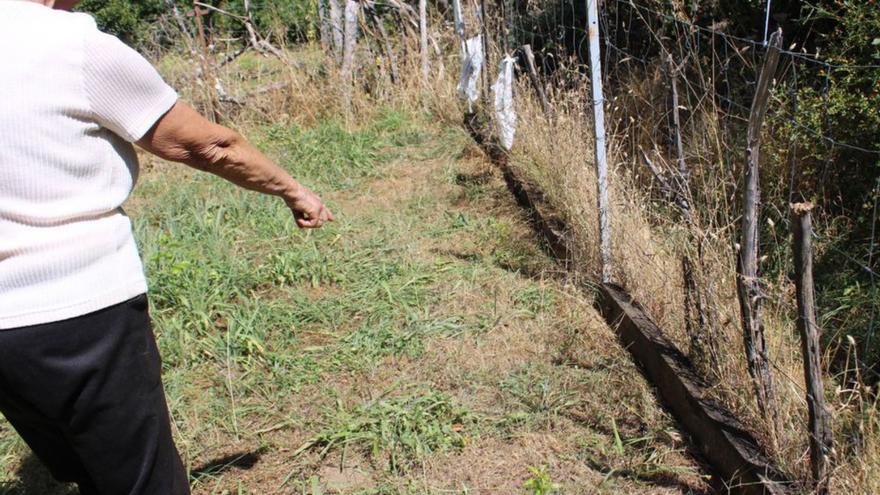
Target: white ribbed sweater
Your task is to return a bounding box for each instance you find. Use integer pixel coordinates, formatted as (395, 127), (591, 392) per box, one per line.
(0, 2), (178, 328)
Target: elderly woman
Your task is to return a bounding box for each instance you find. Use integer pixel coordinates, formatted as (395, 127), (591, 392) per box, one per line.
(0, 1), (333, 493)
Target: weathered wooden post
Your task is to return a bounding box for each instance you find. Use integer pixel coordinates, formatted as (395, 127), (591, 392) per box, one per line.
(736, 28), (782, 440)
(586, 0), (612, 283)
(192, 4), (222, 122)
(341, 0), (360, 112)
(790, 202), (833, 494)
(329, 0), (344, 63)
(367, 5), (399, 84)
(318, 0), (332, 53)
(419, 0), (429, 81)
(521, 44), (553, 119)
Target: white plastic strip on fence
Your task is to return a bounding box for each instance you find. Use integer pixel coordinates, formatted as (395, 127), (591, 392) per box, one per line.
(457, 35), (484, 109)
(492, 55), (517, 150)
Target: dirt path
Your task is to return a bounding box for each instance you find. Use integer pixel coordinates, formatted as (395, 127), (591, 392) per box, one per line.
(188, 141), (711, 493)
(0, 128), (710, 494)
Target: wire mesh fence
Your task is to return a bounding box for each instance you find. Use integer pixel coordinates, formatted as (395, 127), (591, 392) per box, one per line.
(430, 0), (880, 485)
(477, 0), (880, 375)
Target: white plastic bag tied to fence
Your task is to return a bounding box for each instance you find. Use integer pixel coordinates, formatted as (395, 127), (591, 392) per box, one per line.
(457, 35), (483, 108)
(492, 56), (517, 150)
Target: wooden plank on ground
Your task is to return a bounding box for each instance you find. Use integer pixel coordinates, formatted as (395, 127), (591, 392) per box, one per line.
(462, 113), (569, 262)
(463, 112), (793, 494)
(597, 283), (793, 495)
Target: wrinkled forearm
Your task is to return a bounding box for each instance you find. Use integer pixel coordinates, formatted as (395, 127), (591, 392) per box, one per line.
(137, 101), (303, 203)
(186, 130), (302, 201)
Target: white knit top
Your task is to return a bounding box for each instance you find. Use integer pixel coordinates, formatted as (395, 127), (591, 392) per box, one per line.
(0, 2), (178, 328)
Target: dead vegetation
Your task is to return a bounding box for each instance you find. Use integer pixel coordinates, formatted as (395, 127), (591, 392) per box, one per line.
(2, 1), (878, 491)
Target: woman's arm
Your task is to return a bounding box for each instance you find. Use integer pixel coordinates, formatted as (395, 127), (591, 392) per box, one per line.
(137, 101), (333, 229)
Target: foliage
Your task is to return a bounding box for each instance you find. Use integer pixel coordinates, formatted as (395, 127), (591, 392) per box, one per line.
(219, 0), (319, 42)
(797, 0), (880, 172)
(76, 0), (319, 48)
(523, 465), (560, 495)
(803, 0), (880, 68)
(76, 0), (165, 44)
(294, 391), (471, 472)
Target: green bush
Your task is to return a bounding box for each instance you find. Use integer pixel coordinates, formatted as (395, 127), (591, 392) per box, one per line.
(76, 0), (318, 48)
(220, 0), (318, 42)
(76, 0), (165, 44)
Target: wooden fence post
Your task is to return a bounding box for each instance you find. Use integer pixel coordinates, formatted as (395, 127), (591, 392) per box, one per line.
(736, 28), (782, 440)
(790, 202), (833, 494)
(419, 0), (429, 81)
(367, 5), (399, 84)
(521, 44), (553, 120)
(318, 0), (331, 53)
(329, 0), (344, 63)
(341, 0), (360, 112)
(586, 0), (612, 283)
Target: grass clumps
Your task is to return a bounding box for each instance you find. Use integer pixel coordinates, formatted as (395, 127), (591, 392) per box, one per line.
(500, 364), (579, 422)
(294, 391), (471, 472)
(257, 108), (426, 191)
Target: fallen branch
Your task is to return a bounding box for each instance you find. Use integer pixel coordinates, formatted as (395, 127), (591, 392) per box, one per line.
(217, 45), (250, 69)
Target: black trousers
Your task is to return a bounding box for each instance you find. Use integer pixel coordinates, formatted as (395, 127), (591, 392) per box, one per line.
(0, 295), (189, 494)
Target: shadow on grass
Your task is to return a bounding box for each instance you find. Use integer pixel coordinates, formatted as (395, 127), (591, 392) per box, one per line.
(0, 453), (76, 495)
(0, 450), (264, 493)
(190, 449), (264, 482)
(584, 457), (714, 495)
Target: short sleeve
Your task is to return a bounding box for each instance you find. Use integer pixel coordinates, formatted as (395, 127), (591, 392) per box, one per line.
(83, 28), (178, 142)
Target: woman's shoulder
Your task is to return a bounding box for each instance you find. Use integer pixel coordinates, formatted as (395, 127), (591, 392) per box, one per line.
(53, 9), (100, 34)
(22, 6), (100, 39)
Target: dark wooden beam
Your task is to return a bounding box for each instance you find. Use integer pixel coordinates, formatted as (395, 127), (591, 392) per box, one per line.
(597, 283), (793, 495)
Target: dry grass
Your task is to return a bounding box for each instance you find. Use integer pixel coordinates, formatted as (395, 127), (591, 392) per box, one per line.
(2, 20), (876, 491)
(179, 31), (880, 491)
(167, 46), (719, 492)
(0, 44), (714, 494)
(494, 45), (880, 493)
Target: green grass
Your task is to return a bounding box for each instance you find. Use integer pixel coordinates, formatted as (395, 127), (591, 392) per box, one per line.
(0, 103), (705, 494)
(292, 390), (471, 474)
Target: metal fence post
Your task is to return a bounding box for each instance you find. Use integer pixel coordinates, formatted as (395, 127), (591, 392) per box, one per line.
(587, 0), (612, 283)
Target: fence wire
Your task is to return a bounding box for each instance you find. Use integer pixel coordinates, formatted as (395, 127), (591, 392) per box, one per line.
(474, 0), (880, 390)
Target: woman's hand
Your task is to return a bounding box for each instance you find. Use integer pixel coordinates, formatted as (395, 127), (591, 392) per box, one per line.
(138, 101), (335, 230)
(284, 184), (335, 229)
